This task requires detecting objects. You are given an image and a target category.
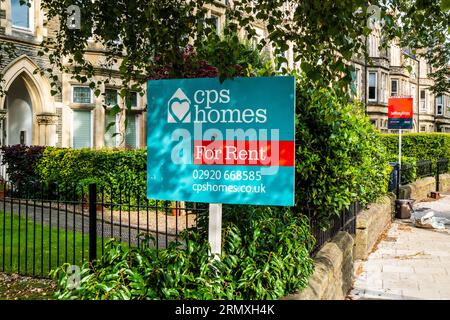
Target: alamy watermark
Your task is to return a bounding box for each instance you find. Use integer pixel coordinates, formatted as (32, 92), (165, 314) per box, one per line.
(66, 5), (81, 30)
(66, 265), (81, 290)
(367, 5), (385, 30)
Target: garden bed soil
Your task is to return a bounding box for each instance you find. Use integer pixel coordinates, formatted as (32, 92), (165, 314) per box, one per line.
(0, 272), (55, 300)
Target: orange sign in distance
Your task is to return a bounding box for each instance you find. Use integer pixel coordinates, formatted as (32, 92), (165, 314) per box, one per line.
(388, 97), (413, 119)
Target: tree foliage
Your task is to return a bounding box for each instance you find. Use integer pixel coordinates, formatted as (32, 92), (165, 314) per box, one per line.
(382, 0), (450, 93)
(1, 1), (448, 100)
(227, 0), (450, 94)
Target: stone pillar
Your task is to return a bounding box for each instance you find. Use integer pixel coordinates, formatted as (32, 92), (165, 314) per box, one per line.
(0, 109), (7, 146)
(36, 112), (58, 146)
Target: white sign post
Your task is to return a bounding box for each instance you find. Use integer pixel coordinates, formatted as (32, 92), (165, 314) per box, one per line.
(208, 204), (222, 259)
(398, 128), (402, 190)
(388, 96), (413, 198)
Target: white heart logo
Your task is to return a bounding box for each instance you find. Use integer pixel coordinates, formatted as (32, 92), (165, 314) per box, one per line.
(170, 100), (190, 123)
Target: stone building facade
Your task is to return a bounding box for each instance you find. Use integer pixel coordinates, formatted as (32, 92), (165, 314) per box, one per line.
(352, 31), (450, 133)
(0, 1), (448, 157)
(0, 0), (231, 151)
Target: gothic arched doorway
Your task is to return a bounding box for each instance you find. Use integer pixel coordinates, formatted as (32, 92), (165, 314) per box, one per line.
(4, 76), (33, 145)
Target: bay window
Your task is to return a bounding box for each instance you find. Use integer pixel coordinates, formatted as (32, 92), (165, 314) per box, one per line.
(368, 72), (377, 101)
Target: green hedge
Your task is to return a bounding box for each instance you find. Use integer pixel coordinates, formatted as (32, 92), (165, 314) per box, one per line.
(36, 147), (147, 205)
(381, 133), (450, 161)
(293, 78), (391, 228)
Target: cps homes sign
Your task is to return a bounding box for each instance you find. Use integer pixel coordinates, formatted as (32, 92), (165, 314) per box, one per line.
(147, 76), (295, 206)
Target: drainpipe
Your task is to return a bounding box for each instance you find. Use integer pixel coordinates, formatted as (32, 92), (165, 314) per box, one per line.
(364, 36), (368, 116)
(417, 59), (420, 132)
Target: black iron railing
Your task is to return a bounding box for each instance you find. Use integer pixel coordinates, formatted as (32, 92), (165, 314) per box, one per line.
(4, 157), (448, 277)
(0, 181), (204, 277)
(389, 158), (449, 198)
(416, 160), (433, 179)
(308, 201), (362, 257)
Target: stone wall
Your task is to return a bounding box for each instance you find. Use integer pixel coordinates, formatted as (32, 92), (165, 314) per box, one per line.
(438, 174), (450, 193)
(399, 174), (450, 200)
(399, 176), (435, 201)
(283, 174), (450, 300)
(354, 195), (394, 260)
(283, 232), (354, 300)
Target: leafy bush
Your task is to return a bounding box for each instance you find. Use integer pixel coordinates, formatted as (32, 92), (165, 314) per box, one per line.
(390, 156), (417, 185)
(382, 133), (450, 185)
(35, 147), (147, 204)
(196, 33), (269, 79)
(293, 78), (391, 228)
(381, 133), (450, 161)
(0, 145), (45, 185)
(51, 207), (315, 300)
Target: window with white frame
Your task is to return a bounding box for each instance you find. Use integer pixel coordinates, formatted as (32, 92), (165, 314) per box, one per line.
(420, 90), (426, 112)
(125, 92), (139, 108)
(11, 0), (33, 30)
(105, 89), (118, 106)
(368, 72), (377, 101)
(73, 86), (92, 104)
(104, 110), (118, 147)
(124, 113), (139, 149)
(104, 112), (139, 148)
(369, 35), (379, 57)
(436, 95), (444, 115)
(350, 68), (360, 97)
(380, 73), (388, 103)
(390, 45), (401, 66)
(401, 79), (407, 96)
(72, 110), (92, 149)
(210, 14), (220, 34)
(391, 79), (398, 96)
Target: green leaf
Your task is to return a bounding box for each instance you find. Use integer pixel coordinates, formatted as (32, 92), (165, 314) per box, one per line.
(441, 0), (450, 11)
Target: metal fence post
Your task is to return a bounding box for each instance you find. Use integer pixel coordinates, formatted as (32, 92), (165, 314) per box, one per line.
(436, 161), (440, 192)
(396, 163), (400, 199)
(89, 183), (97, 262)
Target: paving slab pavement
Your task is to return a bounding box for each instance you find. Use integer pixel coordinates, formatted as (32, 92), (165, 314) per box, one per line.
(349, 195), (450, 300)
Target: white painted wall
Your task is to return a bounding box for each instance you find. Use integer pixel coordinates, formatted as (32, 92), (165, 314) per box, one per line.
(6, 77), (32, 145)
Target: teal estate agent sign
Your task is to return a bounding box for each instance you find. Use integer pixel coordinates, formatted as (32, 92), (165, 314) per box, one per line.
(147, 76), (295, 206)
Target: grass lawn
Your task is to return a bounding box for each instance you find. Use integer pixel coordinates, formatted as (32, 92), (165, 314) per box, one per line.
(0, 211), (104, 277)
